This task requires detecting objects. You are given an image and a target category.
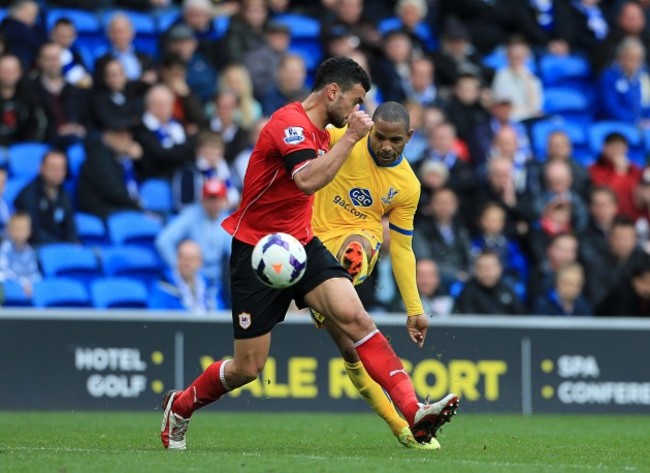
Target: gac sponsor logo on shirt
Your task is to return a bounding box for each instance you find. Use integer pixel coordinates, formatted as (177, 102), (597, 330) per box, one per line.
(349, 188), (373, 207)
(283, 126), (305, 145)
(333, 195), (368, 220)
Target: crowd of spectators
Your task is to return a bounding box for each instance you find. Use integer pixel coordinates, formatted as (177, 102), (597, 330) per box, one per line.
(0, 0), (649, 316)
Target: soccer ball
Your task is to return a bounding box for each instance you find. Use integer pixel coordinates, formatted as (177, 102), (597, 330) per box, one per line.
(251, 233), (307, 289)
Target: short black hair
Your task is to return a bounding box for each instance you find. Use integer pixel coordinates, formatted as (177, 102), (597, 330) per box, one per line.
(611, 214), (636, 230)
(312, 56), (370, 93)
(604, 131), (628, 145)
(54, 17), (74, 29)
(373, 101), (410, 129)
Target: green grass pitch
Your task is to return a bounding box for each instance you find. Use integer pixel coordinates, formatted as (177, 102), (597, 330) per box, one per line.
(0, 411), (648, 472)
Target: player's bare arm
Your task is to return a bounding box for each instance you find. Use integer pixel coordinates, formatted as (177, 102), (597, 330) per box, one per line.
(293, 108), (373, 195)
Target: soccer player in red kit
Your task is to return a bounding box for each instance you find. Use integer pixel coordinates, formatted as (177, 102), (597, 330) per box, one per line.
(160, 56), (459, 450)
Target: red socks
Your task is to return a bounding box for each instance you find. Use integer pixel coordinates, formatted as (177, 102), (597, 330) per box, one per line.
(355, 331), (420, 425)
(172, 359), (231, 418)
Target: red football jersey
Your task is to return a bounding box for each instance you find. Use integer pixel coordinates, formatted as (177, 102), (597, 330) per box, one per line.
(222, 102), (330, 245)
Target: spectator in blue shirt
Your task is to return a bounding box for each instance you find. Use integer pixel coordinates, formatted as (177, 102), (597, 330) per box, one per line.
(163, 23), (218, 103)
(532, 263), (593, 316)
(597, 36), (650, 126)
(155, 179), (232, 302)
(0, 212), (40, 298)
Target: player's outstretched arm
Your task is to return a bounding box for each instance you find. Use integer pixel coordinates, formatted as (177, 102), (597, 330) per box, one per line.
(293, 108), (373, 194)
(406, 314), (429, 348)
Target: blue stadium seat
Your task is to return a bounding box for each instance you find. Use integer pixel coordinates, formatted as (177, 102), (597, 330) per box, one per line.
(101, 9), (157, 35)
(4, 177), (30, 209)
(67, 142), (86, 178)
(539, 54), (591, 88)
(101, 9), (160, 58)
(8, 142), (50, 179)
(272, 13), (320, 39)
(213, 14), (231, 38)
(288, 42), (322, 74)
(107, 211), (163, 247)
(46, 8), (101, 33)
(140, 178), (173, 215)
(376, 17), (437, 51)
(38, 243), (101, 284)
(644, 128), (650, 155)
(2, 280), (31, 307)
(449, 280), (465, 299)
(90, 277), (149, 308)
(482, 48), (537, 73)
(543, 87), (593, 125)
(588, 121), (645, 166)
(155, 9), (180, 33)
(530, 117), (590, 164)
(75, 212), (108, 247)
(32, 277), (91, 308)
(100, 245), (162, 286)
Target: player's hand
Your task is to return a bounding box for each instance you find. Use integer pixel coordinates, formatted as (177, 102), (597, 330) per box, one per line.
(345, 106), (373, 142)
(406, 314), (429, 348)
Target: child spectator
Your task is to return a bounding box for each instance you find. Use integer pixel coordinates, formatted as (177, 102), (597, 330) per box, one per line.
(528, 231), (579, 307)
(472, 202), (528, 286)
(172, 131), (240, 211)
(0, 212), (40, 297)
(50, 18), (92, 89)
(0, 167), (11, 237)
(531, 263), (592, 316)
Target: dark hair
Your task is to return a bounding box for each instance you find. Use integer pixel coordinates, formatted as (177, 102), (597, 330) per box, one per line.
(161, 53), (187, 70)
(476, 248), (501, 261)
(611, 214), (636, 230)
(54, 17), (74, 29)
(312, 56), (370, 93)
(478, 201), (505, 218)
(604, 131), (628, 145)
(373, 101), (410, 129)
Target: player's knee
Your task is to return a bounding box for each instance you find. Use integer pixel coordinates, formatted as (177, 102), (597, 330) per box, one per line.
(230, 359), (265, 383)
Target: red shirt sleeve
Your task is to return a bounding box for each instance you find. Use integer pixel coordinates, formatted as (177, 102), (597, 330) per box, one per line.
(266, 107), (319, 174)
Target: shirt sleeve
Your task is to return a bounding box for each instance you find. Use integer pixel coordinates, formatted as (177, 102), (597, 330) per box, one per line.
(267, 110), (320, 175)
(388, 184), (424, 316)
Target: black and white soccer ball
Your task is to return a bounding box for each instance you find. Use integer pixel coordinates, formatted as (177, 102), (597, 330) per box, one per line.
(251, 232), (307, 289)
